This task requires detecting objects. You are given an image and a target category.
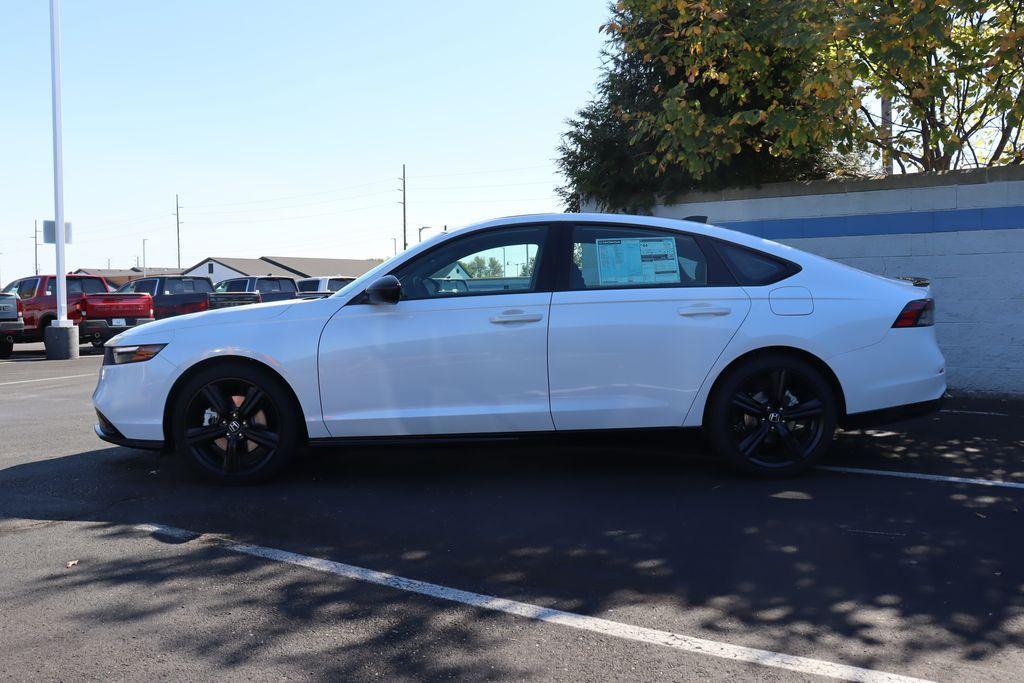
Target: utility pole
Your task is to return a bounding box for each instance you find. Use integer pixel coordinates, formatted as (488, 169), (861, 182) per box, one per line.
(390, 237), (397, 256)
(31, 220), (40, 275)
(881, 96), (893, 176)
(107, 258), (111, 269)
(399, 164), (407, 250)
(142, 238), (148, 277)
(174, 193), (182, 269)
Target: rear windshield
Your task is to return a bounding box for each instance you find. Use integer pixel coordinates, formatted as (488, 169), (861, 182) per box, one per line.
(297, 280), (320, 292)
(328, 278), (353, 291)
(52, 278), (108, 295)
(216, 280), (249, 293)
(165, 278), (213, 294)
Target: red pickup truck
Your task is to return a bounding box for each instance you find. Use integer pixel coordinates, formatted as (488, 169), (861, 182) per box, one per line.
(2, 274), (154, 348)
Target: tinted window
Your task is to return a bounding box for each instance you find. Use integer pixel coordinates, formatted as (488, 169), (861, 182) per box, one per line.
(393, 226), (547, 300)
(217, 280), (248, 293)
(328, 278), (353, 291)
(279, 279), (296, 292)
(133, 280), (158, 295)
(256, 278), (281, 292)
(570, 225), (710, 290)
(12, 279), (39, 298)
(714, 241), (798, 286)
(54, 278), (108, 295)
(297, 280), (320, 292)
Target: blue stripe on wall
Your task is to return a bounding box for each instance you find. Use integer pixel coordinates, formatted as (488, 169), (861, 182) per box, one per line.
(718, 205), (1024, 239)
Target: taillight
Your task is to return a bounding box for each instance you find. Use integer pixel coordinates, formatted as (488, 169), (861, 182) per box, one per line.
(16, 298), (23, 320)
(892, 299), (934, 328)
(256, 293), (263, 303)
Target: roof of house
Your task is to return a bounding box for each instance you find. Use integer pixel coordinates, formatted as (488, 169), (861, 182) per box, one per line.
(183, 257), (299, 278)
(260, 256), (383, 278)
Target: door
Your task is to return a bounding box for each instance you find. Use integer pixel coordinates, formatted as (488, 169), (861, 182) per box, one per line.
(318, 224), (554, 437)
(548, 224), (751, 430)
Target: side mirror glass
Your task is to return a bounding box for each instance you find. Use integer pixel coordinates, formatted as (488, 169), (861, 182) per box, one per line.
(364, 275), (401, 305)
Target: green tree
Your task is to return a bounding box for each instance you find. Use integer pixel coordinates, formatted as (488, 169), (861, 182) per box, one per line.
(831, 0), (1024, 171)
(558, 0), (855, 212)
(460, 256), (504, 278)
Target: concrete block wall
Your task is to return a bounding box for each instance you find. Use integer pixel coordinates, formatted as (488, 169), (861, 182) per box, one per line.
(594, 167), (1024, 395)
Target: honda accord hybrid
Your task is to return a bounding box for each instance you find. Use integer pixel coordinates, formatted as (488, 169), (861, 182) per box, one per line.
(93, 214), (945, 483)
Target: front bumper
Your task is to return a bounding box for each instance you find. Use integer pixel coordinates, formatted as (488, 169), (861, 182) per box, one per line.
(94, 411), (165, 451)
(80, 318), (155, 341)
(92, 352), (178, 443)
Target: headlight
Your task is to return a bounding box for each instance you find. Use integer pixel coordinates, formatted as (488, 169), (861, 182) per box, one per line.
(104, 344), (167, 366)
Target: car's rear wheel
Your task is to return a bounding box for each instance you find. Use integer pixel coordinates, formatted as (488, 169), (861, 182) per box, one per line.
(706, 354), (837, 476)
(171, 362), (301, 484)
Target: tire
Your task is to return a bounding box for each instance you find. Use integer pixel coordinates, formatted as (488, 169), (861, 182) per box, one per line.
(91, 340), (105, 349)
(170, 361), (302, 484)
(705, 353), (837, 477)
(0, 337), (12, 359)
(37, 316), (54, 343)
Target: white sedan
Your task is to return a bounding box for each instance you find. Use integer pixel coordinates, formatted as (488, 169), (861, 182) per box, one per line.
(93, 214), (946, 483)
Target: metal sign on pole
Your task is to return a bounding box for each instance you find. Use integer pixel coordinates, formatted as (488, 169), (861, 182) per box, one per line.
(42, 220), (72, 244)
(46, 0), (77, 359)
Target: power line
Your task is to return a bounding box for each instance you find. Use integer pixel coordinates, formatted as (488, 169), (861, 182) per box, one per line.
(186, 202), (395, 225)
(184, 189), (396, 216)
(183, 178), (394, 209)
(408, 164), (553, 179)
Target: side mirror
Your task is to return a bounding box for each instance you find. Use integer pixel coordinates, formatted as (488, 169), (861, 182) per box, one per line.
(364, 275), (401, 305)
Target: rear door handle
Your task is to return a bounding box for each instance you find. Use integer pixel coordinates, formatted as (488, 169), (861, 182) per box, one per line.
(678, 305), (731, 317)
(490, 312), (544, 324)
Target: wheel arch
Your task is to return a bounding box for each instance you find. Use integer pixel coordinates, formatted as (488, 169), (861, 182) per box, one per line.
(700, 346), (847, 425)
(162, 354), (309, 449)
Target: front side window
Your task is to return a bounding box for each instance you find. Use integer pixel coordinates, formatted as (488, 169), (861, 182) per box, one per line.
(392, 226), (547, 301)
(569, 225), (710, 290)
(133, 280), (157, 295)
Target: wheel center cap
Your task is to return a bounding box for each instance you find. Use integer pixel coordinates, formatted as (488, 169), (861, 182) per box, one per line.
(767, 411), (782, 423)
(227, 420), (241, 433)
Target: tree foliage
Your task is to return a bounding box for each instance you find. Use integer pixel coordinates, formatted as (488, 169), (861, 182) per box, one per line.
(835, 0), (1024, 171)
(559, 0), (1024, 211)
(460, 256), (504, 278)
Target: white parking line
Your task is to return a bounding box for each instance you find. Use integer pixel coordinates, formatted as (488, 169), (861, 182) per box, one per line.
(819, 465), (1024, 491)
(135, 522), (931, 683)
(0, 373), (94, 387)
(940, 409), (1010, 417)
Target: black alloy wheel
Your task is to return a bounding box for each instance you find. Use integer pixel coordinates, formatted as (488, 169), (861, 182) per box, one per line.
(707, 354), (837, 476)
(173, 362), (299, 483)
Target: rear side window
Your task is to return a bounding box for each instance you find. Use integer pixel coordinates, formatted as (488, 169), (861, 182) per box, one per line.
(570, 225), (713, 290)
(713, 240), (799, 286)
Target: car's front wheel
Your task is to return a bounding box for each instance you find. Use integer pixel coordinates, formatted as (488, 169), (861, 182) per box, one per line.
(171, 361), (302, 484)
(706, 353), (838, 476)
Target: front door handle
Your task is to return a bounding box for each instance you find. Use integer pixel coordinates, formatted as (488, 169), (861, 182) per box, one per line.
(490, 312), (544, 324)
(678, 305), (731, 317)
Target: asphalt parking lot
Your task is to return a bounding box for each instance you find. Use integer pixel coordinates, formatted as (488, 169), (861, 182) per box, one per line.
(2, 344), (1023, 681)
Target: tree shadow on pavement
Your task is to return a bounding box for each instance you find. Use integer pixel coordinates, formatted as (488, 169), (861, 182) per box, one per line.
(1, 415), (1023, 679)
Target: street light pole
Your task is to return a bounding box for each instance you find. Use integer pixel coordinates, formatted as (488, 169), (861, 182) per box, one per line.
(46, 0), (77, 359)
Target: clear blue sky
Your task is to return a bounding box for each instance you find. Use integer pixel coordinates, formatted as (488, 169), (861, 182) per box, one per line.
(0, 1), (608, 281)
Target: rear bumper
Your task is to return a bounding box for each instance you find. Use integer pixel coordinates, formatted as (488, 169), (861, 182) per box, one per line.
(0, 321), (24, 334)
(80, 318), (155, 341)
(841, 395), (946, 429)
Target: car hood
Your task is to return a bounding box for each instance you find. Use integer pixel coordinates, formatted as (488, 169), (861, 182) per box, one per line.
(107, 298), (295, 346)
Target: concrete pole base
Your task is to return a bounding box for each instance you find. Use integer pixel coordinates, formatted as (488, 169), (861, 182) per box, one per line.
(44, 324), (80, 360)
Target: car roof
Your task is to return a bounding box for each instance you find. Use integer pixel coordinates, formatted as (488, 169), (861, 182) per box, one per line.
(451, 213), (806, 263)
